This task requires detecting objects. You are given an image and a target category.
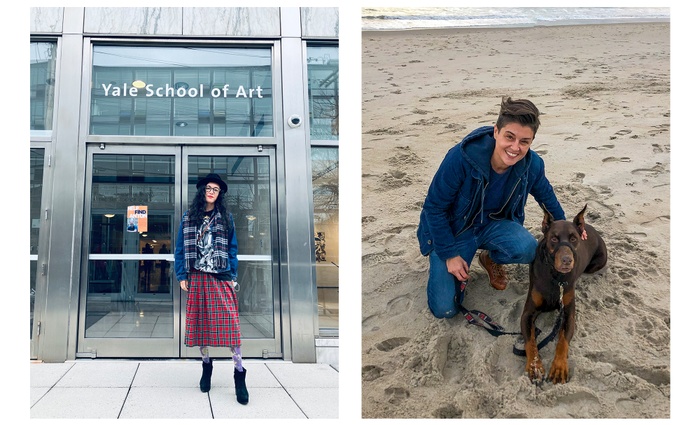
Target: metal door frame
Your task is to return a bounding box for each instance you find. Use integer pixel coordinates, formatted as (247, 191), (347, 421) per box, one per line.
(76, 144), (282, 358)
(77, 144), (183, 357)
(180, 145), (282, 359)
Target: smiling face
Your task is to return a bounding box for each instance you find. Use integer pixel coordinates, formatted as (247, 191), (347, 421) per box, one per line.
(491, 123), (534, 173)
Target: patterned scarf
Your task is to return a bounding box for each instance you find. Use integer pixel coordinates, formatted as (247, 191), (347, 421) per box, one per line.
(182, 210), (229, 272)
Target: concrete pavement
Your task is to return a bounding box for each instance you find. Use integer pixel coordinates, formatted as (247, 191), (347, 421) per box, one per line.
(30, 359), (338, 419)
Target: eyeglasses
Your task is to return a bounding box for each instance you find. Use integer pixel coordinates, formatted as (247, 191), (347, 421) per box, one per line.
(204, 186), (220, 194)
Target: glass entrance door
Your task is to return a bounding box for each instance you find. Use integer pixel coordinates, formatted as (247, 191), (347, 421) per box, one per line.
(77, 145), (281, 358)
(181, 147), (281, 359)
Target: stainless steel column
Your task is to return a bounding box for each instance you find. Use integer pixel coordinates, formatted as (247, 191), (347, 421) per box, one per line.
(280, 7), (317, 362)
(39, 7), (86, 362)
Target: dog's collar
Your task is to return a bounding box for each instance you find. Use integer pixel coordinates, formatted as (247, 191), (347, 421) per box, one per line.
(551, 276), (570, 285)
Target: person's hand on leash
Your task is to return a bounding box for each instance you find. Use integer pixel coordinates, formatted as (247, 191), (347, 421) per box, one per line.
(447, 255), (470, 282)
(180, 280), (189, 291)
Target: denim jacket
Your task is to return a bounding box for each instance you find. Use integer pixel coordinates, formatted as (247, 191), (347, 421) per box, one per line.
(174, 212), (239, 282)
(417, 126), (565, 261)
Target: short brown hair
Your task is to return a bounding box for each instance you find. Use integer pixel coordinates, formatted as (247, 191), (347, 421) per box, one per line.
(496, 97), (540, 136)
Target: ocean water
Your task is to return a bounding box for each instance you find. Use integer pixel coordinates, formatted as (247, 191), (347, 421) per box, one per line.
(362, 7), (670, 31)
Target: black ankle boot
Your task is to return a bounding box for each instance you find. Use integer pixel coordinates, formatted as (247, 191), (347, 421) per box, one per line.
(200, 359), (213, 392)
(233, 367), (249, 404)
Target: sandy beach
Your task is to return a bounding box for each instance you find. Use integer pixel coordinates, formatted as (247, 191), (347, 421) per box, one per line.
(361, 22), (670, 419)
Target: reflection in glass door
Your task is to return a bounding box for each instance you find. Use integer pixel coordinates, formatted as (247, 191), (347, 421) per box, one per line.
(30, 148), (47, 358)
(78, 147), (179, 357)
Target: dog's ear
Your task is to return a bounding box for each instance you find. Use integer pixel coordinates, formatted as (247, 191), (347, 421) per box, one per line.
(573, 204), (588, 236)
(541, 208), (554, 234)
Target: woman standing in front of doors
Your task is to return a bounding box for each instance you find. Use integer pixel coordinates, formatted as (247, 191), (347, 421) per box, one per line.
(175, 173), (249, 405)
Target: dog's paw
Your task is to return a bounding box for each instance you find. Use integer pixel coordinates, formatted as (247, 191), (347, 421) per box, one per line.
(548, 357), (569, 384)
(525, 355), (545, 384)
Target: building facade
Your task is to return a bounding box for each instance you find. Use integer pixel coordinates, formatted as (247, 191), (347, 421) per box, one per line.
(30, 7), (339, 364)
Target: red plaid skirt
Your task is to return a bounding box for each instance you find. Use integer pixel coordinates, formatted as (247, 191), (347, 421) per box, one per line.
(184, 271), (241, 347)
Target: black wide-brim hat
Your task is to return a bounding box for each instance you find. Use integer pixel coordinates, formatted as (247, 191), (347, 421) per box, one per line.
(196, 173), (228, 194)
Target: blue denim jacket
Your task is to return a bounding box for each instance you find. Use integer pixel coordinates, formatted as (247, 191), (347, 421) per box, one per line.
(417, 126), (565, 261)
(174, 212), (239, 282)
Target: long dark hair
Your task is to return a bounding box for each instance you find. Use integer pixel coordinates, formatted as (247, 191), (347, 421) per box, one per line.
(187, 186), (231, 232)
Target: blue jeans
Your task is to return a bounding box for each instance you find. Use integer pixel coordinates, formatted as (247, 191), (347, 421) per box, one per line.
(426, 220), (537, 318)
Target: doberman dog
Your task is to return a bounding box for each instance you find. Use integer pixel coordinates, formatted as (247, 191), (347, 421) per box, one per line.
(521, 204), (607, 384)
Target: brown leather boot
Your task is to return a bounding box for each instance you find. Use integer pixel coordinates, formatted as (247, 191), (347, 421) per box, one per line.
(478, 251), (507, 290)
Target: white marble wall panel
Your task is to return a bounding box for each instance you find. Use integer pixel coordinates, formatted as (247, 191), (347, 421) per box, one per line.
(301, 8), (339, 38)
(83, 8), (182, 35)
(183, 7), (280, 37)
(30, 7), (64, 33)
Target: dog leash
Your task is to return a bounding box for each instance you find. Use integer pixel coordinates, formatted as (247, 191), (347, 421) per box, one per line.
(454, 280), (565, 356)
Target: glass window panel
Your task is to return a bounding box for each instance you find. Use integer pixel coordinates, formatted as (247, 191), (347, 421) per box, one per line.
(30, 149), (45, 255)
(90, 45), (273, 137)
(187, 156), (274, 338)
(311, 147), (339, 333)
(30, 42), (57, 130)
(30, 148), (45, 340)
(307, 45), (339, 141)
(86, 154), (176, 338)
(85, 260), (174, 338)
(31, 261), (37, 339)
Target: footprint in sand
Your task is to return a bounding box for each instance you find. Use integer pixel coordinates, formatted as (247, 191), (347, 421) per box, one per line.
(362, 313), (382, 331)
(375, 337), (411, 352)
(384, 226), (418, 256)
(362, 365), (383, 381)
(572, 172), (585, 183)
(616, 397), (644, 412)
(380, 169), (413, 190)
(609, 129), (635, 140)
(651, 144), (666, 153)
(586, 200), (616, 219)
(587, 144), (615, 150)
(631, 163), (667, 177)
(362, 252), (390, 268)
(602, 157), (631, 163)
(365, 127), (404, 136)
(648, 124), (669, 137)
(362, 215), (377, 224)
(432, 404), (463, 419)
(550, 389), (601, 417)
(385, 386), (410, 404)
(640, 215), (670, 226)
(387, 294), (412, 315)
(363, 294), (413, 331)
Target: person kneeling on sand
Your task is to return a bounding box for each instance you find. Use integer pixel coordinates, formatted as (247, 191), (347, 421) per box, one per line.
(417, 96), (569, 318)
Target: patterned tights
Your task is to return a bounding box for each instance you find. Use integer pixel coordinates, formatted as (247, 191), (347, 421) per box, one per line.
(200, 346), (244, 372)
